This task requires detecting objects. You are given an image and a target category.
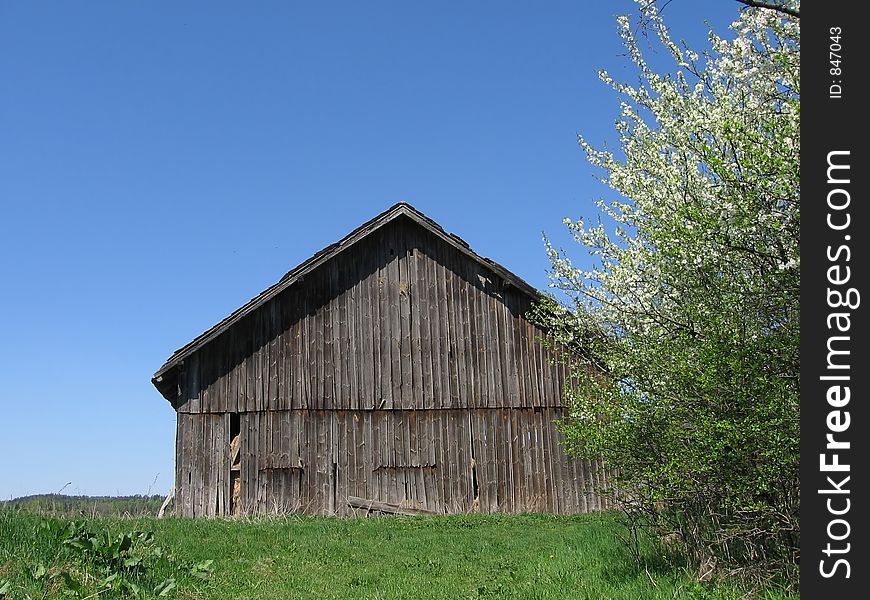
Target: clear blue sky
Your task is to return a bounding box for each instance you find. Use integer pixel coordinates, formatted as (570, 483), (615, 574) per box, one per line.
(0, 1), (738, 499)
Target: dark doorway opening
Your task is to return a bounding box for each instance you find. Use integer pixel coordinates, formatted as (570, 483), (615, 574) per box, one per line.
(229, 413), (241, 515)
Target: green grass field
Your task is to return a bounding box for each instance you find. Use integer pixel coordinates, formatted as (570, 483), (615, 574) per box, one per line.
(0, 507), (796, 599)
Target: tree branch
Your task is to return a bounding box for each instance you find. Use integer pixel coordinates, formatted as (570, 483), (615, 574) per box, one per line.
(734, 0), (800, 18)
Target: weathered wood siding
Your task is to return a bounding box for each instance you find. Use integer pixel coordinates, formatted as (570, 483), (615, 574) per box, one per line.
(175, 413), (231, 518)
(173, 216), (610, 516)
(176, 218), (569, 413)
(176, 408), (610, 517)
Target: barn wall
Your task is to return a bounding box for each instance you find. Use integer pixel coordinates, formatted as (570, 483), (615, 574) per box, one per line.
(176, 217), (570, 414)
(176, 408), (611, 517)
(172, 216), (609, 517)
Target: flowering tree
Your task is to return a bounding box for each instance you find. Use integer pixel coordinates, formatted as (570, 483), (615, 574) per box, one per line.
(538, 0), (799, 585)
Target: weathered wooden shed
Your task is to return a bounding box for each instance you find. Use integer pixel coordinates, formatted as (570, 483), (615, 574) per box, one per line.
(152, 203), (609, 517)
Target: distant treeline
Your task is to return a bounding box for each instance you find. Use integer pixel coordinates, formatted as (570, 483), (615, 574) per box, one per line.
(1, 494), (165, 518)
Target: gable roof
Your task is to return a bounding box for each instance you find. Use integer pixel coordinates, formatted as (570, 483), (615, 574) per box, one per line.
(151, 202), (540, 401)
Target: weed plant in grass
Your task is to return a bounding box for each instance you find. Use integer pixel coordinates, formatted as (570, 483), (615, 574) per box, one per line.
(0, 509), (210, 599)
(1, 509), (798, 599)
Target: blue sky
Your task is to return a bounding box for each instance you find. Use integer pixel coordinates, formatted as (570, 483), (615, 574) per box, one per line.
(0, 1), (738, 499)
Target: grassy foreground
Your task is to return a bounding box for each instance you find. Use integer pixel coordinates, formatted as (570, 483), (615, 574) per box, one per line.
(1, 509), (796, 599)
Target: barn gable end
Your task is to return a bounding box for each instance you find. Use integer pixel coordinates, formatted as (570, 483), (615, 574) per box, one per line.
(153, 203), (610, 517)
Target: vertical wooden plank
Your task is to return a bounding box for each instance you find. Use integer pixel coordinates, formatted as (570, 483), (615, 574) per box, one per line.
(177, 415), (189, 516)
(489, 410), (503, 512)
(468, 410), (482, 512)
(445, 410), (459, 513)
(253, 314), (263, 413)
(466, 273), (482, 410)
(492, 292), (506, 409)
(423, 243), (444, 410)
(229, 333), (239, 415)
(213, 341), (225, 414)
(273, 411), (283, 511)
(193, 414), (202, 516)
(502, 297), (520, 409)
(286, 315), (296, 411)
(398, 230), (413, 410)
(318, 411), (330, 513)
(530, 410), (545, 512)
(395, 411), (408, 507)
(504, 298), (525, 408)
(191, 413), (205, 517)
(422, 411), (436, 513)
(301, 296), (311, 410)
(434, 246), (453, 409)
(186, 354), (201, 414)
(407, 231), (425, 410)
(311, 278), (322, 412)
(190, 415), (200, 517)
(410, 412), (422, 510)
(341, 411), (352, 516)
(499, 409), (514, 513)
(485, 410), (499, 513)
(335, 273), (347, 411)
(323, 267), (336, 411)
(359, 259), (375, 410)
(238, 412), (249, 514)
(540, 409), (555, 512)
(360, 411), (370, 506)
(434, 410), (456, 514)
(277, 304), (288, 412)
(459, 273), (478, 409)
(292, 410), (305, 512)
(443, 254), (461, 408)
(180, 414), (191, 517)
(550, 412), (571, 514)
(415, 411), (429, 510)
(329, 411), (338, 515)
(206, 415), (215, 516)
(542, 407), (559, 514)
(268, 303), (279, 410)
(298, 411), (310, 513)
(345, 255), (358, 411)
(360, 410), (372, 505)
(254, 412), (263, 513)
(196, 414), (206, 516)
(459, 410), (474, 512)
(431, 411), (446, 513)
(520, 323), (533, 409)
(386, 229), (402, 410)
(475, 282), (490, 410)
(174, 416), (183, 516)
(376, 233), (392, 409)
(446, 252), (470, 408)
(370, 409), (381, 503)
(509, 409), (524, 513)
(385, 412), (398, 506)
(413, 235), (433, 410)
(220, 413), (228, 515)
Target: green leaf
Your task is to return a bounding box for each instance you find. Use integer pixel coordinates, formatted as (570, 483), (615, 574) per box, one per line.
(190, 558), (215, 580)
(124, 556), (143, 568)
(154, 578), (177, 597)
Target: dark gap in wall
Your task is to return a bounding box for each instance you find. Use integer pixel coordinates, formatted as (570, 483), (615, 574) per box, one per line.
(468, 414), (480, 512)
(229, 413), (241, 515)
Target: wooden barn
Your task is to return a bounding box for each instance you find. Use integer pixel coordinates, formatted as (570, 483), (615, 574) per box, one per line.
(151, 203), (610, 517)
